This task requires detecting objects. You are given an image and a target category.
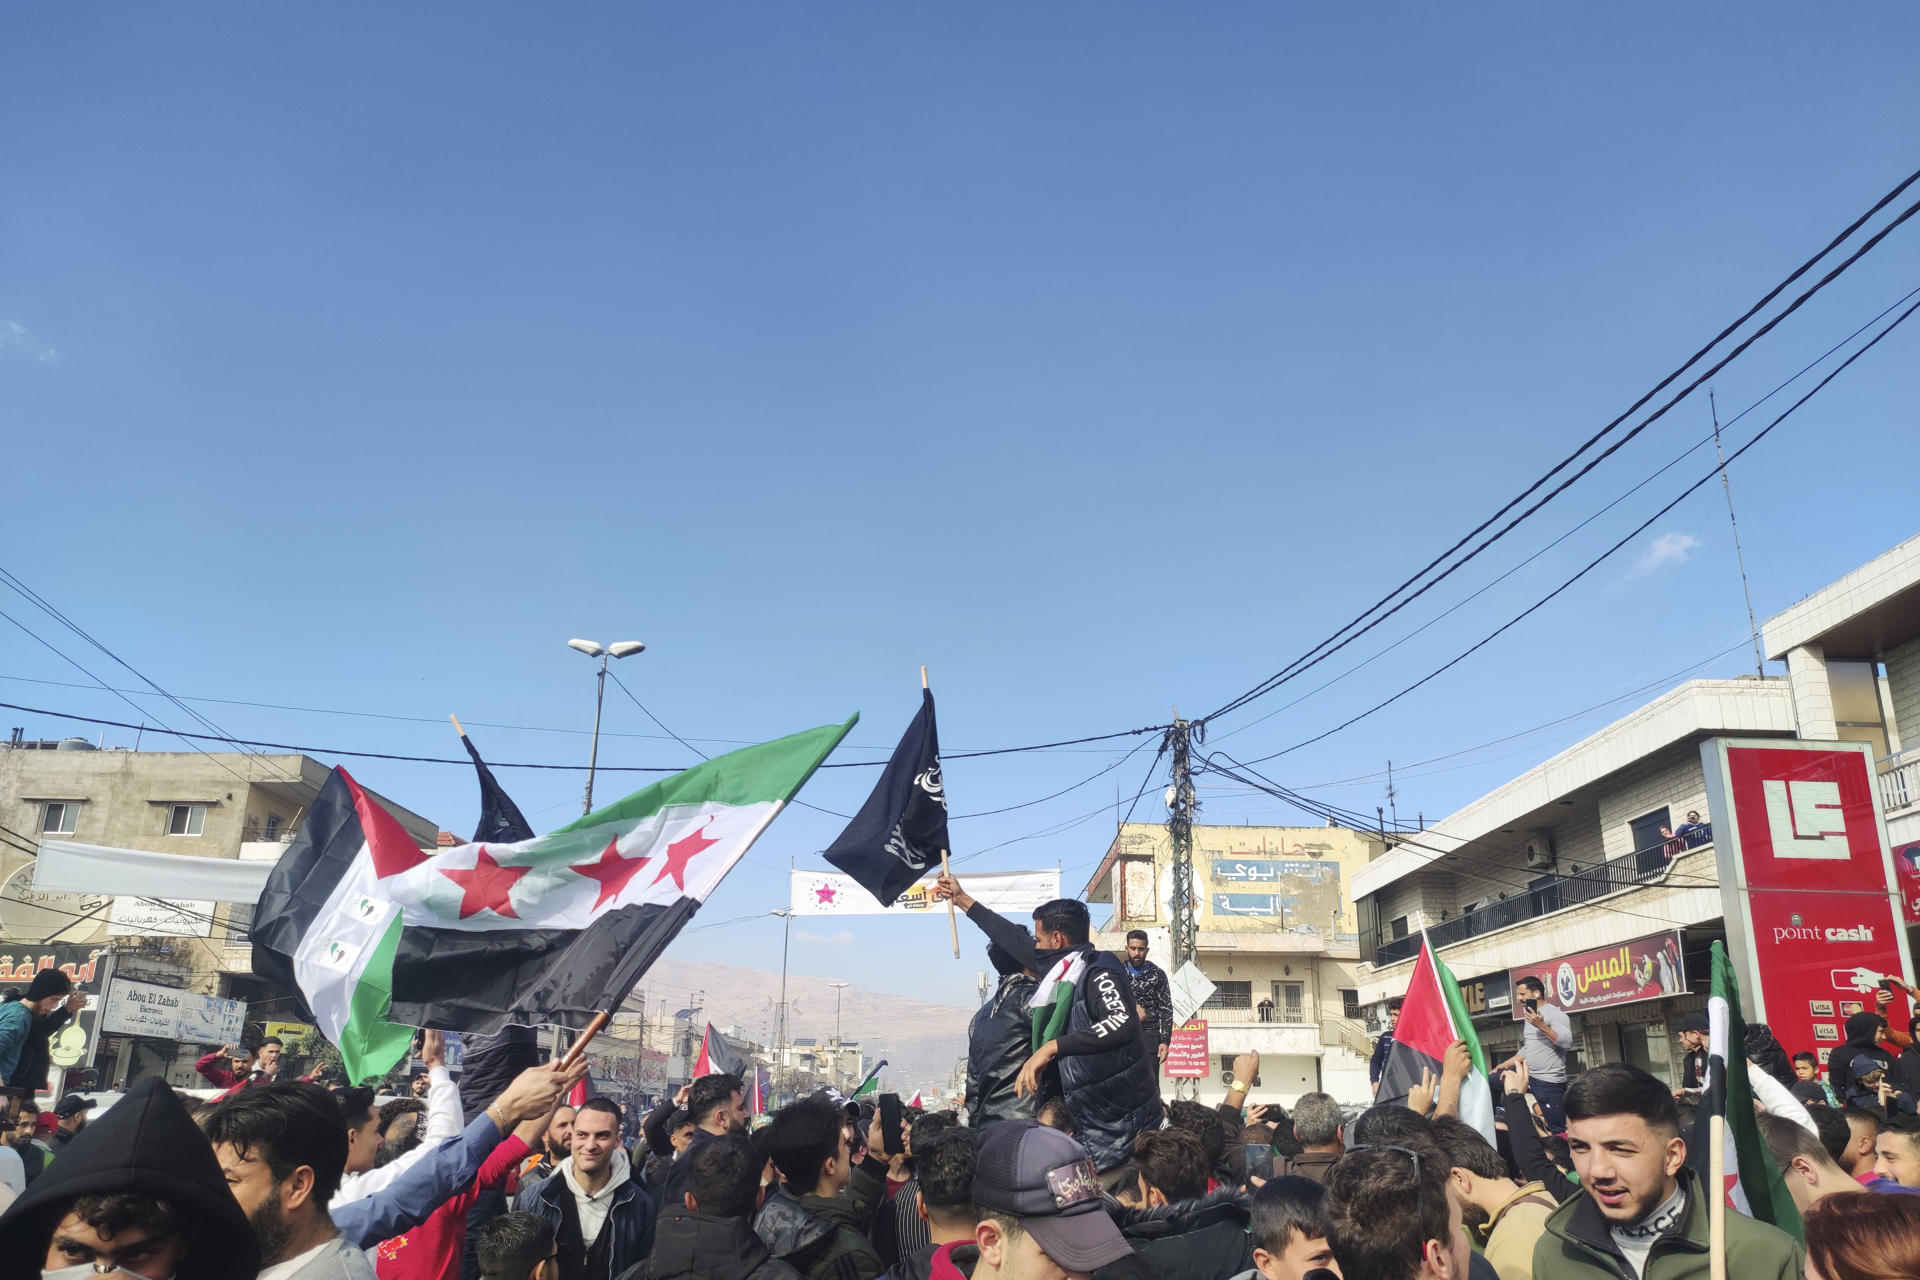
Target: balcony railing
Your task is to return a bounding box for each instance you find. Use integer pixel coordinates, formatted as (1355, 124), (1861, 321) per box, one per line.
(1366, 837), (1707, 967)
(1881, 749), (1920, 814)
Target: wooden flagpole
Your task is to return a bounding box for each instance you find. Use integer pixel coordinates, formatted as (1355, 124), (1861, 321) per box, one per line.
(1709, 1112), (1726, 1280)
(925, 666), (961, 960)
(449, 714), (466, 738)
(561, 1011), (610, 1069)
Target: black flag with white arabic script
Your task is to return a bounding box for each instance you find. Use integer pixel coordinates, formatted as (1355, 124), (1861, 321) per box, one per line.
(824, 688), (949, 906)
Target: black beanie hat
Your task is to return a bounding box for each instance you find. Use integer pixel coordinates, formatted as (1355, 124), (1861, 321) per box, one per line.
(24, 969), (71, 1002)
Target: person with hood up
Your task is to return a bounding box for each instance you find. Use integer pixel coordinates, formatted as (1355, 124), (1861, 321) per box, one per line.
(616, 1133), (798, 1280)
(934, 873), (1160, 1176)
(755, 1096), (888, 1280)
(513, 1098), (654, 1280)
(966, 943), (1044, 1129)
(0, 1075), (261, 1280)
(1102, 1128), (1251, 1280)
(1829, 1010), (1900, 1110)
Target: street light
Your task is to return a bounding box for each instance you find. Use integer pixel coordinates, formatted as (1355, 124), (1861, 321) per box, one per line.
(771, 909), (793, 1102)
(568, 637), (646, 815)
(828, 980), (851, 1090)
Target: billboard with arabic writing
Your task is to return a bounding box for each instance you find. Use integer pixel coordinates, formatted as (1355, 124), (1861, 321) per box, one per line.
(1508, 931), (1686, 1017)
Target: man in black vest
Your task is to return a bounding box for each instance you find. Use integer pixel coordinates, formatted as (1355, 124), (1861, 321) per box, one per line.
(935, 874), (1159, 1177)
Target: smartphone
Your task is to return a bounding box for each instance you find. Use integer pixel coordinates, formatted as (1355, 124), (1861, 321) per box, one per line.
(1522, 998), (1539, 1013)
(1243, 1143), (1274, 1182)
(878, 1093), (905, 1157)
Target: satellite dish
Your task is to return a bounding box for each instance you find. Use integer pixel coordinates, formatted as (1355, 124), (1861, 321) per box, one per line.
(0, 864), (110, 944)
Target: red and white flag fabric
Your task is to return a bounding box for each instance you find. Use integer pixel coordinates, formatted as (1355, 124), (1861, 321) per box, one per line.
(1375, 932), (1496, 1143)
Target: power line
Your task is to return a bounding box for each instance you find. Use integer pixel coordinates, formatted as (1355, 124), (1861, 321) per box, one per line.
(1232, 289), (1920, 768)
(1206, 281), (1920, 747)
(1200, 169), (1920, 726)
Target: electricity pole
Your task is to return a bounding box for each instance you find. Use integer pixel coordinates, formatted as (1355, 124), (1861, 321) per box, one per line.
(1165, 714), (1200, 1100)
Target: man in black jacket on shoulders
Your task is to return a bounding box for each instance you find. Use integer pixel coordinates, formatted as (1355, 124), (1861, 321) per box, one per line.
(935, 872), (1160, 1175)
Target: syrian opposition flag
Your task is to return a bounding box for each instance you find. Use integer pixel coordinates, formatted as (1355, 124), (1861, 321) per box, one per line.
(693, 1022), (748, 1079)
(824, 689), (949, 906)
(850, 1060), (888, 1099)
(252, 717), (854, 1083)
(1377, 933), (1496, 1143)
(1689, 942), (1801, 1237)
(907, 1089), (924, 1107)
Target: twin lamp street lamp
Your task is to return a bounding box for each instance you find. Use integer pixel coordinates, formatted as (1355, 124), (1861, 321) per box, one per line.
(567, 637), (645, 816)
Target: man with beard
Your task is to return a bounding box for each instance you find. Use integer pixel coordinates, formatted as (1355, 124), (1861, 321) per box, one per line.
(202, 1082), (378, 1280)
(1533, 1064), (1802, 1280)
(524, 1106), (575, 1184)
(0, 1076), (261, 1280)
(1122, 930), (1173, 1071)
(48, 1096), (95, 1155)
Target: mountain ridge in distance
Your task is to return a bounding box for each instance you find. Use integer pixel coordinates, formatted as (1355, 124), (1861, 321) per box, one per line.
(638, 955), (979, 1090)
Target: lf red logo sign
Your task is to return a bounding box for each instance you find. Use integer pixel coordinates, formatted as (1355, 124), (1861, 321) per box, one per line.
(1763, 778), (1848, 859)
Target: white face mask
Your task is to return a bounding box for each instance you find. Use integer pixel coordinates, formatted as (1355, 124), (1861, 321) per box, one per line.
(42, 1265), (174, 1280)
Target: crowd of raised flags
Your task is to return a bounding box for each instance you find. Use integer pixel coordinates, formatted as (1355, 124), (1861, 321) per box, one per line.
(2, 692), (1918, 1280)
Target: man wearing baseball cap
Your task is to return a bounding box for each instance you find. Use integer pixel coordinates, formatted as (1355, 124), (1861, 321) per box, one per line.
(969, 1122), (1134, 1280)
(49, 1095), (95, 1155)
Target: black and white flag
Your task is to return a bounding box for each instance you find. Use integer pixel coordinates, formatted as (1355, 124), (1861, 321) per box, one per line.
(824, 688), (950, 906)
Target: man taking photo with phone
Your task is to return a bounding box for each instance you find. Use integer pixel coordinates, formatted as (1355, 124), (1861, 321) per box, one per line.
(1494, 977), (1571, 1132)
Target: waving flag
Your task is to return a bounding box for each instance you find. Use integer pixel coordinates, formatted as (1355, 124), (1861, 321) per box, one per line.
(253, 718), (855, 1082)
(693, 1023), (748, 1079)
(1376, 933), (1496, 1143)
(824, 689), (949, 906)
(1690, 941), (1801, 1237)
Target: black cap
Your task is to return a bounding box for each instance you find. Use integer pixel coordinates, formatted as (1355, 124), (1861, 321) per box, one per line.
(1677, 1012), (1709, 1035)
(52, 1094), (96, 1119)
(973, 1121), (1131, 1271)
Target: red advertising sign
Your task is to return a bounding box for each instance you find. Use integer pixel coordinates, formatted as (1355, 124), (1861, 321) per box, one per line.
(1165, 1019), (1210, 1078)
(1704, 739), (1915, 1063)
(1508, 931), (1686, 1016)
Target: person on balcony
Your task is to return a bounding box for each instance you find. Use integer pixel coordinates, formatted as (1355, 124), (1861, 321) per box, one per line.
(1257, 997), (1275, 1023)
(1673, 810), (1711, 849)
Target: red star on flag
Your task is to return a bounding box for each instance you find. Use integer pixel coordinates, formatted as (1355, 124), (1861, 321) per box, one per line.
(441, 847), (533, 920)
(814, 883), (838, 905)
(651, 819), (719, 893)
(569, 836), (653, 910)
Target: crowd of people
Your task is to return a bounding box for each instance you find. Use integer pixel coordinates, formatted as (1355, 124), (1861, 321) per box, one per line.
(3, 876), (1920, 1280)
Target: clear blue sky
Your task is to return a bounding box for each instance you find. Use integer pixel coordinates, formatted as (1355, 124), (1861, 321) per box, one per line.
(5, 6), (1919, 1017)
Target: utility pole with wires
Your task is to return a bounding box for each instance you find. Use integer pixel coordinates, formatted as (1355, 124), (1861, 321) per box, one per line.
(1710, 389), (1767, 678)
(1164, 713), (1201, 1100)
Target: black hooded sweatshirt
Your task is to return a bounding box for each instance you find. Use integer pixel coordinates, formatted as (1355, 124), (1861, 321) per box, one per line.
(1828, 1011), (1896, 1103)
(0, 1075), (261, 1280)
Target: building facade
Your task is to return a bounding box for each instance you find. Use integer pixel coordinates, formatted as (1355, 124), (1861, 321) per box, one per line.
(1, 742), (438, 1091)
(1351, 532), (1920, 1088)
(1083, 821), (1382, 1106)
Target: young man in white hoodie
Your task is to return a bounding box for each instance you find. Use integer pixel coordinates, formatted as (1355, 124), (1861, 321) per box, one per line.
(514, 1097), (655, 1280)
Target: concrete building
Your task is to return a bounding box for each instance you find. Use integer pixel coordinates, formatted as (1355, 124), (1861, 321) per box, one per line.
(0, 742), (437, 1089)
(1082, 821), (1383, 1106)
(1350, 532), (1920, 1088)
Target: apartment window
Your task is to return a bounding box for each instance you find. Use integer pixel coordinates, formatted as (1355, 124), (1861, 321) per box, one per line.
(265, 813), (283, 839)
(1388, 915), (1409, 941)
(168, 803), (207, 836)
(1341, 988), (1362, 1019)
(1280, 982), (1304, 1022)
(41, 802), (79, 835)
(1202, 981), (1252, 1010)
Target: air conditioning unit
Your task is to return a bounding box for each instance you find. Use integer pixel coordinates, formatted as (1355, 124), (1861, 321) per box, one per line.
(1523, 831), (1557, 872)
